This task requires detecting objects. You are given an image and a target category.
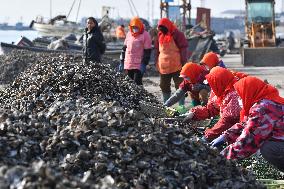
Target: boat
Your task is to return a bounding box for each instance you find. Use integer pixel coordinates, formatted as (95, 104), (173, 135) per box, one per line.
(30, 15), (83, 37)
(30, 0), (83, 37)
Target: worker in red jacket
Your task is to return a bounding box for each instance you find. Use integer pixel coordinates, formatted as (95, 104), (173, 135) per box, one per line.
(164, 62), (210, 108)
(183, 67), (242, 141)
(211, 76), (284, 171)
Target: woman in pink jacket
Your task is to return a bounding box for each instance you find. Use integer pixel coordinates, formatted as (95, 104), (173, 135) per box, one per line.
(119, 17), (152, 85)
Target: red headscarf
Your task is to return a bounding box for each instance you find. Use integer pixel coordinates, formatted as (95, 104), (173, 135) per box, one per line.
(129, 17), (144, 37)
(234, 76), (284, 121)
(158, 18), (177, 44)
(180, 62), (207, 84)
(201, 52), (219, 69)
(206, 66), (237, 104)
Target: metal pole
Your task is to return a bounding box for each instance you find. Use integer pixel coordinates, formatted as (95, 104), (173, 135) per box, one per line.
(50, 0), (52, 19)
(76, 0), (82, 22)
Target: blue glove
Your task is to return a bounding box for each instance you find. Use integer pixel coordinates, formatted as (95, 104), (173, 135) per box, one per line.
(118, 62), (124, 73)
(140, 63), (147, 74)
(200, 136), (208, 143)
(210, 135), (225, 148)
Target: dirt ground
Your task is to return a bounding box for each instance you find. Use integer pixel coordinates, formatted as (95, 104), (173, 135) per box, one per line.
(143, 54), (284, 105)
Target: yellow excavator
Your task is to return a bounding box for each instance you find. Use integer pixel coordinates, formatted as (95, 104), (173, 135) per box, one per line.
(242, 0), (284, 66)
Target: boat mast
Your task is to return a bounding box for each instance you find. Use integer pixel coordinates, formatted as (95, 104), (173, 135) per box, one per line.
(67, 0), (76, 19)
(76, 0), (82, 22)
(50, 0), (52, 19)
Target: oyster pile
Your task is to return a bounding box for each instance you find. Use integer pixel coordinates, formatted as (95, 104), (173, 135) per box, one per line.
(0, 50), (265, 188)
(0, 50), (120, 85)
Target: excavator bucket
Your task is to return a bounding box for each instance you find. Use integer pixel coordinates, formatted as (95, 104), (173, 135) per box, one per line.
(242, 47), (284, 66)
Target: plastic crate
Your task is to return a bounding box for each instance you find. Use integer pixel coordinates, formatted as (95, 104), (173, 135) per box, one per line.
(257, 179), (284, 189)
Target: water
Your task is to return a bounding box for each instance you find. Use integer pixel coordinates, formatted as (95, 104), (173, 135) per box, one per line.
(0, 30), (39, 44)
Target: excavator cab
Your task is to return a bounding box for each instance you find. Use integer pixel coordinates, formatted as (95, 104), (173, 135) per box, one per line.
(242, 0), (284, 66)
(246, 0), (276, 47)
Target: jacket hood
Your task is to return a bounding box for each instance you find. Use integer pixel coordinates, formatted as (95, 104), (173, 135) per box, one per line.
(206, 66), (237, 103)
(180, 62), (206, 84)
(129, 17), (144, 37)
(158, 18), (177, 44)
(201, 52), (219, 69)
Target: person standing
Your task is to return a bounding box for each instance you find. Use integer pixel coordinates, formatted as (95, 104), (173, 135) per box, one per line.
(211, 76), (284, 171)
(81, 17), (105, 63)
(155, 18), (188, 104)
(115, 25), (126, 40)
(119, 17), (152, 85)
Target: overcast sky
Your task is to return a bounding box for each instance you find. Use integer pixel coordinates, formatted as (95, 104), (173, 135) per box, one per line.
(0, 0), (283, 24)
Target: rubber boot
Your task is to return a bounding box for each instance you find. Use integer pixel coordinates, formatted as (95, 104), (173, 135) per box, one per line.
(178, 95), (185, 106)
(191, 99), (200, 107)
(162, 92), (171, 104)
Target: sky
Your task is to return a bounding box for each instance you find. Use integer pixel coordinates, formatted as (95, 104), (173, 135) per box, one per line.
(0, 0), (283, 25)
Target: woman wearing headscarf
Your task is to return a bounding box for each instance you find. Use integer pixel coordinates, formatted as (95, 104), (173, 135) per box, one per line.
(200, 52), (226, 70)
(200, 51), (248, 79)
(183, 67), (242, 141)
(164, 62), (210, 109)
(119, 17), (152, 85)
(211, 76), (284, 171)
(156, 18), (188, 105)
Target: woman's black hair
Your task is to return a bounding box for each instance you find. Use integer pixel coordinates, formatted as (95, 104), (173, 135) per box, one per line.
(87, 17), (98, 25)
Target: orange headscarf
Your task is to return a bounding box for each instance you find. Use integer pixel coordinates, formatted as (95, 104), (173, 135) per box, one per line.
(158, 18), (177, 44)
(201, 52), (219, 69)
(234, 76), (284, 121)
(180, 62), (206, 84)
(206, 66), (237, 104)
(129, 17), (144, 37)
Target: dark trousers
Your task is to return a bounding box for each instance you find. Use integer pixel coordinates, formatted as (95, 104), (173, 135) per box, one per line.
(126, 69), (143, 85)
(260, 141), (284, 172)
(159, 71), (183, 93)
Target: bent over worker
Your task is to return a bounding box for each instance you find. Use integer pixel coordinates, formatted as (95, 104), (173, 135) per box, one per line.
(164, 63), (210, 108)
(183, 67), (242, 141)
(212, 76), (284, 171)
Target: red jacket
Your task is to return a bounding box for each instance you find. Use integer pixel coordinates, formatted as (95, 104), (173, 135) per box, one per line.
(191, 90), (241, 140)
(222, 99), (284, 159)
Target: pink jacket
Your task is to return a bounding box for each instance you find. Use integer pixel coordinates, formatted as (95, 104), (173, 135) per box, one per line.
(124, 31), (152, 70)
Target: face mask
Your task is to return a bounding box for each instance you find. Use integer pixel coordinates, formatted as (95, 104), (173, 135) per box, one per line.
(184, 77), (190, 81)
(238, 98), (243, 108)
(158, 26), (168, 34)
(132, 27), (139, 33)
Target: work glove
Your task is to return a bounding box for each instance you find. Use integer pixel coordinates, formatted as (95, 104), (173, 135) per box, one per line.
(192, 84), (203, 92)
(200, 136), (208, 143)
(210, 134), (225, 148)
(181, 111), (194, 123)
(118, 61), (124, 73)
(140, 63), (147, 74)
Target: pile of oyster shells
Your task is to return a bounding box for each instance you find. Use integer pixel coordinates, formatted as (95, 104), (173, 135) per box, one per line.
(0, 50), (264, 188)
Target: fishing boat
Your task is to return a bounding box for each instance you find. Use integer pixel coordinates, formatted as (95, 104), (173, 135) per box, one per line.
(30, 0), (83, 37)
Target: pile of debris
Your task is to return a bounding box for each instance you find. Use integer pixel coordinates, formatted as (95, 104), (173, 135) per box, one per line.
(0, 50), (264, 188)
